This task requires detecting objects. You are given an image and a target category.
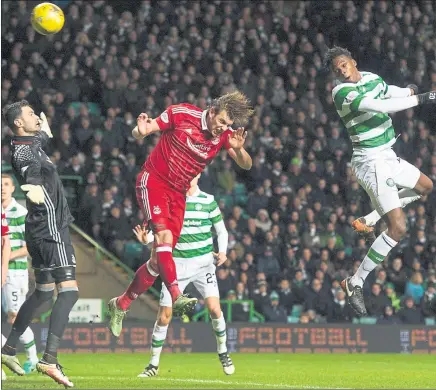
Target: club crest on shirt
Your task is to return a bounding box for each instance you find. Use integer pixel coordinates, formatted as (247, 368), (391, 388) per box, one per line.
(211, 137), (220, 145)
(195, 204), (202, 211)
(153, 205), (161, 215)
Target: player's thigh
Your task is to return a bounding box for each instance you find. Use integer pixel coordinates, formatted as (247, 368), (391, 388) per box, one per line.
(136, 171), (172, 234)
(353, 156), (401, 216)
(4, 275), (27, 314)
(168, 191), (187, 244)
(192, 264), (220, 300)
(159, 277), (190, 307)
(389, 155), (421, 190)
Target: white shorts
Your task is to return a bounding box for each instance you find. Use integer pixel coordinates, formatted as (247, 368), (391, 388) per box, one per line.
(160, 258), (219, 307)
(351, 148), (420, 216)
(4, 272), (29, 314)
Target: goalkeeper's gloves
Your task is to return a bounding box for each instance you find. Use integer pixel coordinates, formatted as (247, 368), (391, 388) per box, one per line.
(21, 185), (45, 204)
(406, 84), (418, 96)
(417, 91), (436, 105)
(39, 112), (53, 138)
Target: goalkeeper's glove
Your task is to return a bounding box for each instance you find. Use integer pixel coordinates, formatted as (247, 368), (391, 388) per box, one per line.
(21, 185), (45, 204)
(40, 112), (53, 138)
(417, 91), (436, 105)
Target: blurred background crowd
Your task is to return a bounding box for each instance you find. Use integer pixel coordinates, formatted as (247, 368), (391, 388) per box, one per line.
(2, 0), (436, 324)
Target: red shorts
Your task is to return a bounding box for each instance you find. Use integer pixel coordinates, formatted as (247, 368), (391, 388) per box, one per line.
(136, 170), (186, 244)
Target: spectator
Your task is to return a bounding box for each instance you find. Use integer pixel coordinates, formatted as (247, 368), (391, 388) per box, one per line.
(366, 283), (390, 318)
(277, 279), (294, 315)
(421, 282), (436, 318)
(384, 283), (401, 312)
(405, 272), (425, 305)
(398, 297), (425, 325)
(262, 291), (288, 323)
(327, 290), (355, 323)
(377, 306), (402, 325)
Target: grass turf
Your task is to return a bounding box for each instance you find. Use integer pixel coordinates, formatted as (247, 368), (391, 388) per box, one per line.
(2, 353), (435, 389)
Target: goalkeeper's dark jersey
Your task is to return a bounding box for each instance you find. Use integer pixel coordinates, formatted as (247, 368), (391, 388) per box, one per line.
(10, 132), (74, 242)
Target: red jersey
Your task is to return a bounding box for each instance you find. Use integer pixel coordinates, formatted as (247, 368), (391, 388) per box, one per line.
(1, 211), (8, 237)
(144, 104), (232, 192)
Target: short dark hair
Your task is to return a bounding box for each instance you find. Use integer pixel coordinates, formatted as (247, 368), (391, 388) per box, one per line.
(2, 100), (30, 133)
(323, 46), (353, 70)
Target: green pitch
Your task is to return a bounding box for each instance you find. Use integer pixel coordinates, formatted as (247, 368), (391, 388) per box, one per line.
(3, 353), (435, 389)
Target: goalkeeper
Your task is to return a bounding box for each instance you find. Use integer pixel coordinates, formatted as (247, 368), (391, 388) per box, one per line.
(132, 175), (235, 377)
(1, 100), (77, 388)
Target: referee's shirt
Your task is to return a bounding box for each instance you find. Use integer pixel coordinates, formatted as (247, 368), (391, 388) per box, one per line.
(11, 131), (74, 242)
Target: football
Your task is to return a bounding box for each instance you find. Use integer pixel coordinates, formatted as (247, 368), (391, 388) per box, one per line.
(31, 2), (65, 35)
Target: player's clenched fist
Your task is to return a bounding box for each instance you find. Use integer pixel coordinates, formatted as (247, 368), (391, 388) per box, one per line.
(137, 113), (152, 136)
(228, 127), (247, 150)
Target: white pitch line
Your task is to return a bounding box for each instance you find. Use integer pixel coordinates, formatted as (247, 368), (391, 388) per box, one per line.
(149, 377), (351, 389)
(63, 376), (350, 389)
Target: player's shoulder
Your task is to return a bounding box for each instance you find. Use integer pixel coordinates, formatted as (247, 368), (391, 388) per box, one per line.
(332, 82), (358, 98)
(197, 190), (216, 202)
(170, 103), (202, 117)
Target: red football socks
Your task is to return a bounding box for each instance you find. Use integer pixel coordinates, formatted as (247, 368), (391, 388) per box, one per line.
(117, 260), (158, 311)
(156, 244), (181, 302)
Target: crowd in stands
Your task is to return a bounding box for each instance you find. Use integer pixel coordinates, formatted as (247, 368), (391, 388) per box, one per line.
(2, 0), (436, 324)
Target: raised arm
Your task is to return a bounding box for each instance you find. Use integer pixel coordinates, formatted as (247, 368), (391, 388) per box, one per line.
(359, 91), (435, 114)
(384, 84), (417, 99)
(227, 128), (252, 170)
(132, 113), (162, 140)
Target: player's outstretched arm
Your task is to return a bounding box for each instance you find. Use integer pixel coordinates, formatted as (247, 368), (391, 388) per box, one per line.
(227, 128), (252, 170)
(385, 84), (418, 98)
(132, 113), (161, 139)
(358, 91), (435, 114)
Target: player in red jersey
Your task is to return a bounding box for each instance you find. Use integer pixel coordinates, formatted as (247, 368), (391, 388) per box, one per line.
(1, 208), (11, 287)
(108, 91), (254, 336)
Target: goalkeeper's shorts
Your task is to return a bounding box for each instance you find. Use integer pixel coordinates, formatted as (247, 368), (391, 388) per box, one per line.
(27, 226), (76, 271)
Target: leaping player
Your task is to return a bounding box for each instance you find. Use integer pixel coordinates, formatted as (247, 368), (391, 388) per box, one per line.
(324, 46), (435, 316)
(107, 91), (254, 336)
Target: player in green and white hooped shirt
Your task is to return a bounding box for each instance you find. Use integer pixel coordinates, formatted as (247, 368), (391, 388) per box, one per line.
(136, 174), (234, 377)
(325, 46), (435, 316)
(1, 174), (38, 373)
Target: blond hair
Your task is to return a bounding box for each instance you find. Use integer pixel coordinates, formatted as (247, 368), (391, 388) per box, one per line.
(210, 90), (254, 126)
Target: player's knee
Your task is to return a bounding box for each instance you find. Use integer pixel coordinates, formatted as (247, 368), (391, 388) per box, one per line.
(34, 284), (55, 302)
(423, 178), (433, 195)
(158, 307), (172, 326)
(388, 219), (407, 240)
(415, 174), (433, 195)
(8, 312), (17, 324)
(57, 286), (79, 307)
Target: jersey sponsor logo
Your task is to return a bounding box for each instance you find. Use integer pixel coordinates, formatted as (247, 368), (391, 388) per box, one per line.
(160, 111), (169, 123)
(153, 205), (161, 215)
(184, 220), (202, 226)
(186, 138), (211, 158)
(195, 204), (202, 211)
